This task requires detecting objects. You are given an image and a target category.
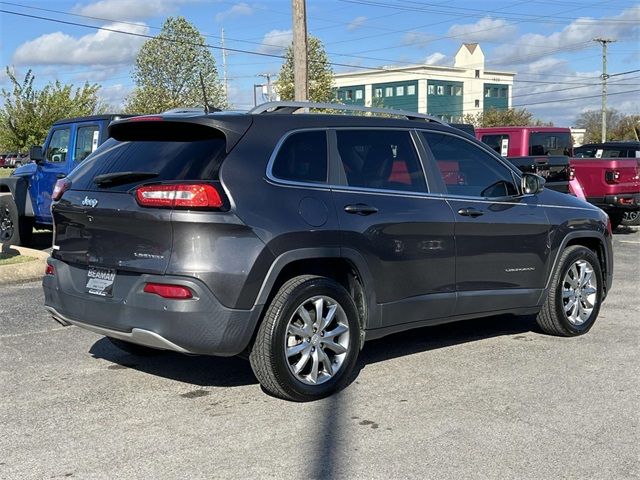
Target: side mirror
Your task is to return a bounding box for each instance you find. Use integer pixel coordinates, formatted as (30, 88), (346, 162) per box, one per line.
(521, 173), (545, 195)
(30, 145), (44, 165)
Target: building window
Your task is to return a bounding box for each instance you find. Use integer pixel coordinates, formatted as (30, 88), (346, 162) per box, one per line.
(475, 70), (480, 78)
(484, 87), (491, 97)
(436, 85), (444, 95)
(355, 89), (363, 100)
(345, 90), (353, 100)
(337, 91), (344, 100)
(396, 86), (404, 96)
(454, 86), (462, 96)
(446, 85), (453, 96)
(385, 87), (393, 97)
(407, 85), (416, 95)
(493, 88), (499, 98)
(374, 88), (382, 98)
(427, 84), (435, 95)
(500, 87), (508, 98)
(475, 99), (480, 108)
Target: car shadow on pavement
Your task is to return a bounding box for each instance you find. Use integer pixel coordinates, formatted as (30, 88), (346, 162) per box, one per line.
(88, 313), (538, 392)
(357, 313), (538, 369)
(613, 225), (638, 235)
(89, 337), (258, 387)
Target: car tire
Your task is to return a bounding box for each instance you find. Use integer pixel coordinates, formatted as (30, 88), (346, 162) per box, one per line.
(249, 275), (361, 402)
(536, 245), (603, 337)
(622, 210), (640, 226)
(608, 211), (624, 231)
(0, 195), (33, 246)
(107, 337), (164, 356)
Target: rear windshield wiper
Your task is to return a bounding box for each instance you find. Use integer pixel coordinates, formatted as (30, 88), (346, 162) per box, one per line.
(93, 171), (158, 187)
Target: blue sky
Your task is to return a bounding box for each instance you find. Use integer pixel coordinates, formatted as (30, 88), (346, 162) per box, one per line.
(0, 0), (638, 125)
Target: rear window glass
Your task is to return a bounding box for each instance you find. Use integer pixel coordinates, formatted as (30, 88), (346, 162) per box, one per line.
(529, 132), (572, 156)
(68, 137), (226, 192)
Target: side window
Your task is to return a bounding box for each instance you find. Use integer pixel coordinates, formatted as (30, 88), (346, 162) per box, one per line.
(481, 134), (509, 155)
(46, 128), (71, 163)
(271, 131), (328, 183)
(74, 126), (100, 163)
(422, 132), (518, 198)
(336, 129), (427, 193)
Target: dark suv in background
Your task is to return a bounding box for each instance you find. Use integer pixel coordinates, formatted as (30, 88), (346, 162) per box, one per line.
(44, 102), (613, 401)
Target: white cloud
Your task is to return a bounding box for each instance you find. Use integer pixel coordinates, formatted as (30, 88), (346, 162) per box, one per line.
(347, 16), (367, 32)
(402, 31), (433, 48)
(492, 6), (640, 66)
(522, 57), (569, 75)
(99, 83), (133, 109)
(215, 2), (255, 22)
(425, 52), (448, 65)
(258, 29), (292, 55)
(12, 22), (149, 66)
(73, 0), (188, 21)
(447, 17), (517, 43)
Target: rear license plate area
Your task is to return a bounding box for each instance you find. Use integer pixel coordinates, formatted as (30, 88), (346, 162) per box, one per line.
(86, 267), (116, 297)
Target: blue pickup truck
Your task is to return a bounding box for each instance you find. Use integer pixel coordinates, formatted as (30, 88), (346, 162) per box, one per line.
(0, 114), (130, 245)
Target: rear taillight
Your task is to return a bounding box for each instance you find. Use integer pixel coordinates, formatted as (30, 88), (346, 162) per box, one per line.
(605, 170), (621, 184)
(45, 263), (55, 276)
(143, 283), (193, 299)
(568, 166), (575, 181)
(52, 179), (71, 201)
(135, 184), (223, 209)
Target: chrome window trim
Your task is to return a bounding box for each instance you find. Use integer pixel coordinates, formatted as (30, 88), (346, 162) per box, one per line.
(266, 128), (330, 187)
(266, 126), (431, 195)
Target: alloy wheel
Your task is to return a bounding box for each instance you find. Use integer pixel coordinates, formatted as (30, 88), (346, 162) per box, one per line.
(284, 295), (350, 385)
(562, 259), (598, 325)
(0, 206), (14, 242)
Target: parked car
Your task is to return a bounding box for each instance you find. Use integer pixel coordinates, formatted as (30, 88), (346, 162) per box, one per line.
(0, 114), (132, 245)
(0, 153), (9, 168)
(574, 141), (640, 159)
(476, 127), (640, 228)
(476, 126), (573, 194)
(4, 153), (18, 168)
(573, 142), (640, 226)
(44, 102), (614, 401)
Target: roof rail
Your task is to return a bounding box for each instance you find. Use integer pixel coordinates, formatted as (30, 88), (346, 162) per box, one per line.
(248, 101), (447, 125)
(162, 107), (207, 115)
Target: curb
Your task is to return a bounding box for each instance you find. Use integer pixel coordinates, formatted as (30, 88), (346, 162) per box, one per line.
(0, 243), (50, 286)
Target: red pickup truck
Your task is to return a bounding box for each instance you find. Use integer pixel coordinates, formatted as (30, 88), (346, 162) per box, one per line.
(476, 127), (640, 229)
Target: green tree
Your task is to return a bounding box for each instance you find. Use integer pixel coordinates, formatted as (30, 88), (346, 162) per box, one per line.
(463, 107), (551, 128)
(126, 17), (226, 114)
(276, 36), (334, 102)
(575, 109), (639, 142)
(0, 68), (101, 152)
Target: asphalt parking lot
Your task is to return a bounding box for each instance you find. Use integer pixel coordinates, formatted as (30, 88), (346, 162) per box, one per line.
(1, 227), (638, 479)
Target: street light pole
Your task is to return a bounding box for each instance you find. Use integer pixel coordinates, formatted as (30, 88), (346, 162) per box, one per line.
(594, 38), (616, 142)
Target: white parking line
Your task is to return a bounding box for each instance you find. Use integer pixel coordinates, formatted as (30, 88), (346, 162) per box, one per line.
(619, 240), (640, 244)
(0, 326), (70, 339)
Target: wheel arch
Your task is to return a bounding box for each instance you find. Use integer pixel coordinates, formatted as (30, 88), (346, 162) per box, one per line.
(0, 177), (34, 217)
(253, 247), (378, 333)
(544, 231), (610, 300)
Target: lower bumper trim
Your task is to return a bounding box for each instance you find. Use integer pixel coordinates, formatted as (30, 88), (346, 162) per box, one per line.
(45, 306), (192, 354)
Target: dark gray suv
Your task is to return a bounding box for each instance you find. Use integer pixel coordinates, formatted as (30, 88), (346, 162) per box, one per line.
(43, 102), (614, 401)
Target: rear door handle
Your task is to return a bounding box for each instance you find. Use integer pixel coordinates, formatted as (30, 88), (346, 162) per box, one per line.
(457, 207), (484, 218)
(344, 203), (379, 216)
(56, 173), (67, 179)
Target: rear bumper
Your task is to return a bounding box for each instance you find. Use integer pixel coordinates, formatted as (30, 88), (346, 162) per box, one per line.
(587, 193), (640, 212)
(43, 258), (261, 356)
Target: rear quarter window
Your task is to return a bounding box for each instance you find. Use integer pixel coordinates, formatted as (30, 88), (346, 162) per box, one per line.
(271, 131), (328, 183)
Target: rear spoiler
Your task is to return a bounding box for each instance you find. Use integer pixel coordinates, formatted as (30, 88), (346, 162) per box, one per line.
(108, 115), (253, 153)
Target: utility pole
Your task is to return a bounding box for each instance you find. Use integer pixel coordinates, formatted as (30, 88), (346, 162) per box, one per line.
(258, 73), (274, 101)
(291, 0), (308, 101)
(594, 38), (616, 142)
(221, 28), (229, 101)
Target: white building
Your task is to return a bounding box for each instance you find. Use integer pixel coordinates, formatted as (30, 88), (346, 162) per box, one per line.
(333, 43), (515, 122)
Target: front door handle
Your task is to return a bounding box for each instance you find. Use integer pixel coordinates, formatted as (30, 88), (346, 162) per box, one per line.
(56, 173), (67, 179)
(457, 207), (484, 217)
(344, 203), (379, 216)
